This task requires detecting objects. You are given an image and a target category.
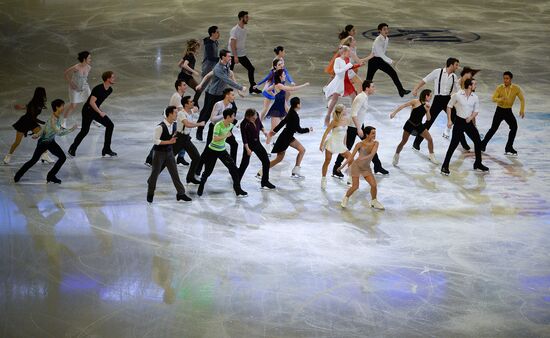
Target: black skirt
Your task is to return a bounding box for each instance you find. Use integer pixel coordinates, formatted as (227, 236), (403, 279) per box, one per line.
(403, 119), (426, 137)
(12, 114), (39, 136)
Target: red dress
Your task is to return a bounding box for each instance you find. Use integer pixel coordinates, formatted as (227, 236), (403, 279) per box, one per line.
(343, 57), (360, 97)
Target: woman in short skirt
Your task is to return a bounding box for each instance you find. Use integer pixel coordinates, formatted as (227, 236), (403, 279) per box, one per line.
(389, 89), (438, 167)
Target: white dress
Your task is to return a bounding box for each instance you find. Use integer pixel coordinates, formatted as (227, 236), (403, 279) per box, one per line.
(69, 70), (91, 104)
(324, 125), (348, 154)
(323, 57), (353, 99)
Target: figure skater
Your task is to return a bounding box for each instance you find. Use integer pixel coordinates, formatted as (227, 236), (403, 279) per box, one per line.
(265, 97), (312, 178)
(239, 108), (275, 189)
(4, 87), (49, 164)
(339, 126), (384, 210)
(323, 45), (362, 126)
(390, 89), (438, 166)
(63, 51), (92, 128)
(178, 39), (203, 106)
(14, 99), (77, 184)
(319, 104), (352, 190)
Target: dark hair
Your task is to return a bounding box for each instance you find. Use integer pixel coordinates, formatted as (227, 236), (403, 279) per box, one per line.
(223, 108), (236, 118)
(338, 25), (354, 40)
(273, 46), (284, 55)
(272, 59), (280, 69)
(102, 71), (114, 82)
(245, 108), (257, 119)
(28, 87), (47, 111)
(362, 80), (373, 91)
(208, 25), (218, 36)
(362, 125), (376, 137)
(165, 105), (177, 117)
(238, 11), (248, 19)
(503, 71), (513, 79)
(460, 66), (480, 77)
(290, 97), (300, 109)
(446, 57), (459, 67)
(377, 23), (388, 31)
(181, 95), (192, 106)
(51, 99), (64, 112)
(463, 78), (475, 89)
(219, 49), (230, 59)
(274, 69), (285, 84)
(175, 79), (184, 90)
(77, 51), (90, 63)
(419, 89), (432, 104)
(222, 88), (234, 98)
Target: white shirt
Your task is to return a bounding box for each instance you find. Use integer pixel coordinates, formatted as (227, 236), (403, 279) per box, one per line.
(422, 68), (458, 96)
(371, 35), (392, 64)
(153, 119), (175, 145)
(348, 91), (369, 127)
(211, 100), (234, 123)
(178, 109), (197, 135)
(447, 90), (479, 119)
(228, 25), (247, 57)
(169, 92), (183, 109)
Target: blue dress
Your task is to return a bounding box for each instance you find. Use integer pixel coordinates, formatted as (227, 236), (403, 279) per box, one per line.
(266, 89), (286, 118)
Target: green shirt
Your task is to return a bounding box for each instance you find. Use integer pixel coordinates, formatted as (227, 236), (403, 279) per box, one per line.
(208, 120), (234, 151)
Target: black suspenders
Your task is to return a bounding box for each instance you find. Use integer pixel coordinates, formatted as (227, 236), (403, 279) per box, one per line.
(438, 68), (454, 95)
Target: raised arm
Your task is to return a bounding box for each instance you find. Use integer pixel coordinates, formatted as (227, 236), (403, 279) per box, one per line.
(390, 99), (416, 119)
(275, 82), (309, 92)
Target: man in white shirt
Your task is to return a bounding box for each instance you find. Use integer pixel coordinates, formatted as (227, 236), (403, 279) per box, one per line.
(173, 96), (205, 184)
(333, 80), (389, 177)
(145, 80), (188, 166)
(228, 10), (261, 94)
(441, 78), (488, 175)
(366, 23), (410, 97)
(146, 106), (191, 203)
(411, 57), (469, 151)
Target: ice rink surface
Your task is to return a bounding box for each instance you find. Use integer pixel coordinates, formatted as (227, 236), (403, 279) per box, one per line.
(1, 0), (549, 337)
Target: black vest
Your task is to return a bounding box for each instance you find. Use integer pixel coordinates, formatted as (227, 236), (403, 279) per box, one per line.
(153, 122), (176, 152)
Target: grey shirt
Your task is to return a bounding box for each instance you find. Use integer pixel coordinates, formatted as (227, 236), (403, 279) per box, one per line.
(206, 62), (244, 95)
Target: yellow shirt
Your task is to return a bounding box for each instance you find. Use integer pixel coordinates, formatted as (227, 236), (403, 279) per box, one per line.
(492, 84), (525, 113)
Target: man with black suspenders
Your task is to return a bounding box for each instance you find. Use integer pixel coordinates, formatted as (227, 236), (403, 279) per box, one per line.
(411, 58), (469, 152)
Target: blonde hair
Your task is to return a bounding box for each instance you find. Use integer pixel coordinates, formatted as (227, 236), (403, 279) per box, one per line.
(338, 45), (350, 56)
(185, 39), (200, 55)
(333, 104), (345, 121)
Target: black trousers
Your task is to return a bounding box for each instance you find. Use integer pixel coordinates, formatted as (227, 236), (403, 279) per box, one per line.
(229, 55), (256, 88)
(173, 133), (200, 182)
(70, 109), (114, 153)
(147, 148), (186, 196)
(146, 133), (200, 182)
(239, 141), (270, 185)
(366, 57), (405, 94)
(200, 147), (242, 192)
(442, 116), (482, 168)
(413, 95), (469, 149)
(15, 140), (66, 180)
(178, 75), (203, 108)
(196, 93), (223, 140)
(333, 126), (383, 171)
(482, 107), (517, 151)
(196, 122), (238, 176)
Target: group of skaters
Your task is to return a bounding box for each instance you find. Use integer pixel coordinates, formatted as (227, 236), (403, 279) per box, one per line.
(4, 14), (526, 210)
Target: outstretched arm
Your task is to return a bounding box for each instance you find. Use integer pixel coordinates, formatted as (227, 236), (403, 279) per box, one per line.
(390, 99), (415, 119)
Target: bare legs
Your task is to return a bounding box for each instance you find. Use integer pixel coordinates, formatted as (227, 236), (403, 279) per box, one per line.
(268, 139), (306, 168)
(345, 174), (377, 199)
(8, 131), (25, 155)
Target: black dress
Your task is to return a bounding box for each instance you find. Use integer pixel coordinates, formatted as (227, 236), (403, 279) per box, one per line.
(178, 54), (196, 82)
(12, 104), (45, 136)
(271, 108), (310, 153)
(403, 104), (427, 136)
